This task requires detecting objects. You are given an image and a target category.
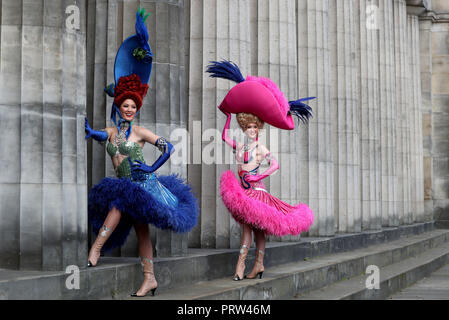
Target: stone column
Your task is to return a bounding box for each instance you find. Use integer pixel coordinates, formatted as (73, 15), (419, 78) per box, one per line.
(86, 0), (188, 257)
(0, 0), (88, 271)
(429, 2), (449, 228)
(186, 0), (251, 249)
(256, 0), (307, 242)
(419, 15), (434, 221)
(329, 0), (361, 233)
(394, 0), (412, 226)
(296, 0), (334, 237)
(358, 0), (382, 230)
(378, 0), (399, 227)
(407, 14), (425, 223)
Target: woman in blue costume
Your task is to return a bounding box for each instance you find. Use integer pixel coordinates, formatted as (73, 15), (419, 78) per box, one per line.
(85, 9), (198, 297)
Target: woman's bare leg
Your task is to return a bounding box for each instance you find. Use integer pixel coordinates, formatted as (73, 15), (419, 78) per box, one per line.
(88, 207), (121, 267)
(133, 223), (157, 296)
(135, 223), (153, 259)
(254, 229), (266, 252)
(246, 229), (266, 279)
(234, 223), (252, 280)
(241, 223), (253, 248)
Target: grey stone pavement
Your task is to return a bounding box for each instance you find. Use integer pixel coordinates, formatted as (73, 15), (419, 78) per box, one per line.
(388, 263), (449, 300)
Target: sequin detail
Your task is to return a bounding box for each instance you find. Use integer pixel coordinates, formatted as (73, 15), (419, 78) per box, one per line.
(132, 172), (179, 208)
(107, 140), (145, 178)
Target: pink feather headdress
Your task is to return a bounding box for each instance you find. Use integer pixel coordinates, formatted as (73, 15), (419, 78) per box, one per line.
(206, 60), (315, 130)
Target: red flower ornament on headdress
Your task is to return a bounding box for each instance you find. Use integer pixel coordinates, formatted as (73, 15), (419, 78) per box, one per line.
(113, 74), (149, 110)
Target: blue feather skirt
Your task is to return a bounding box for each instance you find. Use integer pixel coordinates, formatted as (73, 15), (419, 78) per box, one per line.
(88, 173), (199, 252)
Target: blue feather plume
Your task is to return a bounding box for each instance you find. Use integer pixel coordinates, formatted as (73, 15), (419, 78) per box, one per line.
(136, 8), (150, 48)
(134, 8), (153, 63)
(206, 60), (245, 83)
(288, 97), (315, 124)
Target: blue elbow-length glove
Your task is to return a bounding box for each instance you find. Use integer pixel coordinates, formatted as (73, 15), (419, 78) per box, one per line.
(129, 137), (174, 175)
(85, 117), (108, 142)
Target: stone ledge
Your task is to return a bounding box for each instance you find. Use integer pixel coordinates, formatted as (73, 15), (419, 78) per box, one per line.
(419, 11), (449, 22)
(406, 0), (431, 16)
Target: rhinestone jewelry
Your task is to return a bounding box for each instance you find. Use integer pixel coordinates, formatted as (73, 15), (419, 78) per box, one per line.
(114, 122), (130, 146)
(156, 137), (168, 153)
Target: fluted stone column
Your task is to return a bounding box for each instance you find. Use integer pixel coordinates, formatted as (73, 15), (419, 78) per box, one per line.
(405, 6), (415, 227)
(358, 0), (382, 230)
(394, 0), (411, 225)
(419, 16), (434, 220)
(394, 0), (403, 227)
(298, 0), (334, 237)
(379, 0), (399, 227)
(410, 17), (426, 222)
(0, 0), (88, 271)
(86, 0), (188, 257)
(256, 0), (307, 242)
(407, 14), (425, 223)
(186, 0), (251, 249)
(329, 0), (361, 233)
(428, 1), (449, 228)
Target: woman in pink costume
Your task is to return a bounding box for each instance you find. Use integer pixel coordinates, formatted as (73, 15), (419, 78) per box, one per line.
(206, 61), (315, 281)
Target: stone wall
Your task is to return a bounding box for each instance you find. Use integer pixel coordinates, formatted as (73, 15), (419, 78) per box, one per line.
(0, 0), (88, 270)
(418, 0), (449, 228)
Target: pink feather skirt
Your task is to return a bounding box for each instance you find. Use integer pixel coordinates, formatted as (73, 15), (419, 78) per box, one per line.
(220, 170), (314, 236)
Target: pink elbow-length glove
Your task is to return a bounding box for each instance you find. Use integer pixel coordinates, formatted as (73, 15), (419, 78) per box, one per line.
(222, 110), (237, 150)
(245, 153), (279, 183)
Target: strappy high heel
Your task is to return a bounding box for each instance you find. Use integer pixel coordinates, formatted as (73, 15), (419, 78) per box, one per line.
(245, 249), (264, 279)
(131, 257), (158, 297)
(233, 245), (248, 281)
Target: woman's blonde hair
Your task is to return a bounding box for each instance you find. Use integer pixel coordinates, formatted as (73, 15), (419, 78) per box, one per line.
(236, 113), (264, 131)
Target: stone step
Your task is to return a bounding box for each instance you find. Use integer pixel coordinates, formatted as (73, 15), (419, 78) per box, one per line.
(295, 241), (449, 300)
(0, 222), (435, 299)
(387, 263), (449, 300)
(125, 229), (449, 300)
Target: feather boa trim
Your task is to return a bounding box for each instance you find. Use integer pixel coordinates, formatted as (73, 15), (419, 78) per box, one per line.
(220, 170), (314, 236)
(88, 174), (199, 251)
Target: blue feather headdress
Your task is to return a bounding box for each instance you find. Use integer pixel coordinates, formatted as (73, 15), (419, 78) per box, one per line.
(103, 7), (153, 139)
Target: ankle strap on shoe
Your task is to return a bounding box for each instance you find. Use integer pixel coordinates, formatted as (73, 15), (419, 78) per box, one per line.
(100, 225), (111, 237)
(240, 245), (248, 254)
(140, 257), (153, 264)
(140, 257), (154, 273)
